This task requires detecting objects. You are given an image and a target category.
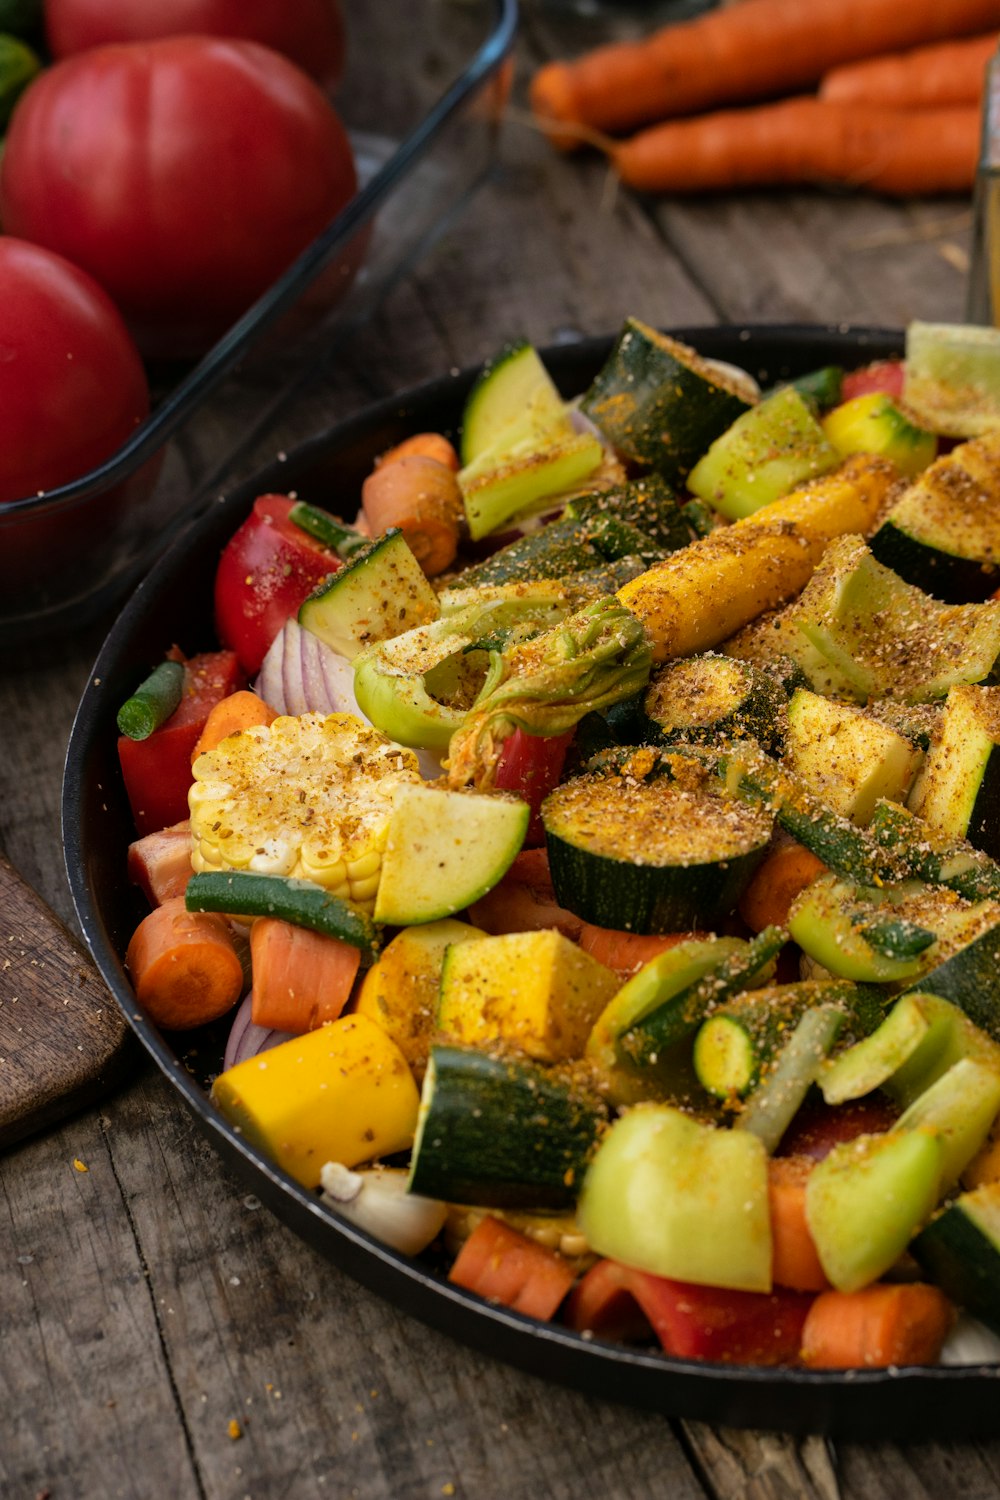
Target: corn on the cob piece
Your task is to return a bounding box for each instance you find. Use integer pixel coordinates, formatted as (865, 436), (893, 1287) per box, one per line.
(189, 712), (422, 911)
(616, 453), (899, 663)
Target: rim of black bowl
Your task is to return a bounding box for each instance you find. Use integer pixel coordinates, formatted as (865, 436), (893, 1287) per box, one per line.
(62, 323), (1000, 1440)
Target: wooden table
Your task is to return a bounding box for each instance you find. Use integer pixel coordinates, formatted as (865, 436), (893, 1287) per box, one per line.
(3, 4), (997, 1495)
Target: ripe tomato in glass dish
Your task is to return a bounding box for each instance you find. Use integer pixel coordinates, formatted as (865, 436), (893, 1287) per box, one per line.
(0, 36), (358, 358)
(0, 236), (150, 507)
(44, 0), (346, 89)
(214, 495), (342, 676)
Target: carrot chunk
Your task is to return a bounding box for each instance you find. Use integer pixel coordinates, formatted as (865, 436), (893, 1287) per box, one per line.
(449, 1216), (576, 1321)
(738, 840), (828, 934)
(126, 895), (244, 1030)
(191, 689), (278, 762)
(801, 1282), (954, 1368)
(768, 1156), (831, 1293)
(249, 917), (361, 1034)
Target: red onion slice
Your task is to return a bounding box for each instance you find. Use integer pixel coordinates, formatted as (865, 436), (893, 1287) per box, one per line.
(222, 994), (295, 1071)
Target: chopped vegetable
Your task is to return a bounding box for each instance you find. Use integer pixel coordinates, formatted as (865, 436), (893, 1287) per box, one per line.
(800, 1282), (954, 1368)
(448, 1215), (576, 1321)
(117, 659), (185, 740)
(125, 895), (245, 1030)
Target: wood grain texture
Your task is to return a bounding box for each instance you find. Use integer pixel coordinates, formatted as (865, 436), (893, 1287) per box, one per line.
(0, 850), (133, 1146)
(0, 0), (992, 1495)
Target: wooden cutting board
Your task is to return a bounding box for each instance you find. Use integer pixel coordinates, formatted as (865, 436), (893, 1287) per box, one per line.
(0, 850), (133, 1149)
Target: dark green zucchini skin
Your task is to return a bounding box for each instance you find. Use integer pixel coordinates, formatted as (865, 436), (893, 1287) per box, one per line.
(407, 1045), (607, 1210)
(565, 475), (699, 554)
(905, 919), (1000, 1042)
(869, 519), (1000, 604)
(450, 509), (664, 591)
(580, 318), (753, 485)
(911, 1186), (1000, 1335)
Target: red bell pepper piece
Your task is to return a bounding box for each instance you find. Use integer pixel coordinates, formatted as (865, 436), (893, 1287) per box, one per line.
(493, 726), (574, 846)
(118, 650), (243, 836)
(214, 493), (341, 674)
(776, 1094), (899, 1162)
(565, 1259), (813, 1366)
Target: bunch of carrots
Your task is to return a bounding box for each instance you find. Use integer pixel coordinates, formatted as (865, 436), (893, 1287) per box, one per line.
(529, 0), (1000, 196)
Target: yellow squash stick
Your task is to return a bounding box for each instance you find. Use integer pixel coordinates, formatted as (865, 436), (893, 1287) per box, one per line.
(616, 453), (898, 662)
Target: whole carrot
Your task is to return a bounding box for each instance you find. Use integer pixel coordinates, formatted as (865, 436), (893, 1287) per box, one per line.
(530, 0), (1000, 148)
(820, 32), (998, 109)
(611, 98), (980, 197)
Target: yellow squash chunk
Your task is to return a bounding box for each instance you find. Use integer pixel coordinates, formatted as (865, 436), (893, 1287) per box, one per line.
(354, 918), (486, 1078)
(616, 453), (898, 663)
(436, 928), (620, 1062)
(211, 1013), (420, 1190)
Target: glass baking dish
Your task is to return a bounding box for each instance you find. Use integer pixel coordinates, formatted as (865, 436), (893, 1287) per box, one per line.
(1, 0), (517, 644)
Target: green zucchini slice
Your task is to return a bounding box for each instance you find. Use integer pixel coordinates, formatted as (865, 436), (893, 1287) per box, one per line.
(640, 653), (785, 754)
(784, 687), (923, 825)
(185, 871), (380, 960)
(541, 753), (774, 934)
(822, 393), (936, 477)
(911, 1182), (1000, 1334)
(791, 533), (1000, 704)
(460, 339), (570, 465)
(407, 1044), (608, 1210)
(687, 383), (841, 521)
(902, 321), (1000, 438)
(298, 528), (440, 659)
(868, 431), (1000, 602)
(580, 318), (754, 485)
(908, 685), (1000, 859)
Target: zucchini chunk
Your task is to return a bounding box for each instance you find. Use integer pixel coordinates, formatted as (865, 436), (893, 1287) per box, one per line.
(407, 1044), (608, 1210)
(687, 383), (841, 521)
(902, 321), (1000, 438)
(459, 431), (604, 542)
(868, 431), (1000, 602)
(542, 751), (774, 934)
(580, 318), (754, 485)
(185, 871), (381, 960)
(868, 799), (1000, 904)
(904, 913), (1000, 1042)
(692, 979), (880, 1102)
(460, 339), (571, 465)
(783, 688), (923, 825)
(564, 474), (704, 554)
(790, 533), (1000, 703)
(908, 685), (1000, 860)
(822, 392), (936, 477)
(640, 653), (785, 755)
(911, 1182), (1000, 1334)
(373, 784), (529, 926)
(299, 529), (440, 659)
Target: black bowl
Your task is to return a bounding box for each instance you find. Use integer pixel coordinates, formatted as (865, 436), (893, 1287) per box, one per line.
(62, 324), (1000, 1439)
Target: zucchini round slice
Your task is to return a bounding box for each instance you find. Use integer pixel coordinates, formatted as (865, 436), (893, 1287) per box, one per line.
(640, 652), (785, 754)
(580, 318), (754, 485)
(541, 757), (774, 933)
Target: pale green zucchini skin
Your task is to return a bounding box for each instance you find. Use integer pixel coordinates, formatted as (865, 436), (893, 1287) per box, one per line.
(908, 685), (1000, 861)
(407, 1045), (608, 1210)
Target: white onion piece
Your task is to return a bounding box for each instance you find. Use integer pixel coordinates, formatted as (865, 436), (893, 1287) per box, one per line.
(222, 994), (295, 1072)
(569, 401), (603, 441)
(940, 1314), (1000, 1366)
(702, 355), (760, 401)
(255, 619), (362, 717)
(319, 1162), (447, 1255)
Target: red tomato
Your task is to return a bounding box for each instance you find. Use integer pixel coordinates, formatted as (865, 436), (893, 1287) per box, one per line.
(493, 726), (575, 846)
(118, 650), (244, 835)
(840, 359), (906, 404)
(0, 236), (149, 506)
(214, 495), (341, 675)
(0, 37), (358, 357)
(45, 0), (347, 89)
(776, 1095), (900, 1161)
